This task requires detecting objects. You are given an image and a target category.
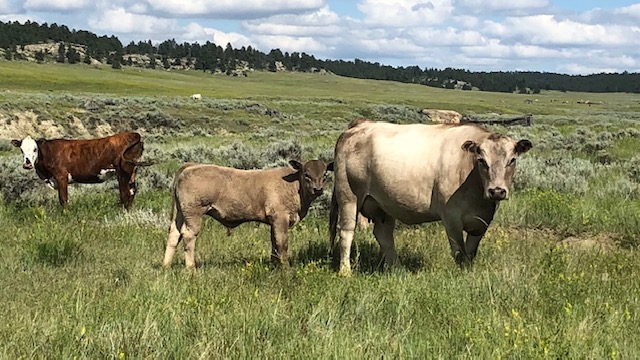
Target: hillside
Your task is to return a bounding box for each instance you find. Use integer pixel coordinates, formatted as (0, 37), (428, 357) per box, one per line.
(2, 20), (640, 93)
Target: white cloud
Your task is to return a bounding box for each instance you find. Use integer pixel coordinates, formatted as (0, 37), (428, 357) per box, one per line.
(243, 6), (342, 37)
(562, 63), (621, 75)
(614, 3), (640, 18)
(182, 22), (253, 48)
(408, 27), (486, 47)
(25, 0), (92, 12)
(0, 14), (36, 22)
(2, 0), (639, 75)
(357, 0), (455, 27)
(140, 0), (324, 18)
(484, 15), (640, 47)
(89, 8), (178, 35)
(251, 34), (328, 54)
(0, 0), (16, 14)
(454, 0), (549, 12)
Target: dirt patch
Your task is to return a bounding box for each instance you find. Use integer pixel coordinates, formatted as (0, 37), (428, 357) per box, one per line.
(0, 111), (63, 139)
(560, 233), (619, 251)
(0, 111), (115, 139)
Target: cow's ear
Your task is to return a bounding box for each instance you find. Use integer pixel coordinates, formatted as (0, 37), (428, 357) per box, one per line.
(326, 162), (334, 172)
(515, 139), (532, 154)
(288, 160), (303, 171)
(11, 139), (21, 148)
(462, 140), (479, 153)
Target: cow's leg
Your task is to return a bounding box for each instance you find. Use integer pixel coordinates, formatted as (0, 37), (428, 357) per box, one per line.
(373, 214), (398, 269)
(118, 170), (135, 210)
(269, 215), (290, 267)
(163, 208), (184, 268)
(443, 222), (467, 266)
(336, 201), (357, 276)
(182, 216), (203, 269)
(464, 233), (486, 263)
(56, 176), (69, 207)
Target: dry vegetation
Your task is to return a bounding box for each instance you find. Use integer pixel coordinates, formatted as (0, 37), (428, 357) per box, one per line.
(0, 61), (639, 358)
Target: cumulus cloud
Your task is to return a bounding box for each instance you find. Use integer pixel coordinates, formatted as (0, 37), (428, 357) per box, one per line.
(243, 6), (342, 37)
(2, 0), (639, 75)
(484, 15), (640, 47)
(138, 0), (324, 19)
(453, 0), (550, 13)
(182, 22), (253, 48)
(25, 0), (93, 12)
(0, 0), (16, 14)
(89, 8), (178, 35)
(357, 0), (454, 27)
(408, 27), (486, 47)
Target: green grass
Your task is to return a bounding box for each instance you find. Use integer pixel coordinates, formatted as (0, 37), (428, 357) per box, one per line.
(1, 60), (640, 358)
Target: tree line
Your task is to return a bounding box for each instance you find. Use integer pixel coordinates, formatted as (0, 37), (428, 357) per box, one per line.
(1, 20), (639, 93)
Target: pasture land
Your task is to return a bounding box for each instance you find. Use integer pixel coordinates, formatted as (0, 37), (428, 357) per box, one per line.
(0, 61), (639, 358)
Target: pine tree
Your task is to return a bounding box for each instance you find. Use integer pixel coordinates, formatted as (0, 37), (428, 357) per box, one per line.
(3, 47), (12, 60)
(66, 47), (80, 64)
(56, 42), (65, 63)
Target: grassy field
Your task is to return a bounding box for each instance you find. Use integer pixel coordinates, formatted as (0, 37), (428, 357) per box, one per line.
(1, 60), (640, 358)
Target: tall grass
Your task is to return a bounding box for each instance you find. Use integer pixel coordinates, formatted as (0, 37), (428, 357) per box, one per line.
(0, 61), (639, 357)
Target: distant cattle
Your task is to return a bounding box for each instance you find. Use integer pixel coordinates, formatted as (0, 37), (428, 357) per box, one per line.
(330, 119), (532, 275)
(163, 159), (334, 269)
(12, 132), (146, 209)
(191, 93), (202, 100)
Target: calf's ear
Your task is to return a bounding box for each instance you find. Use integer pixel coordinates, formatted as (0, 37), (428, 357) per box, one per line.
(11, 139), (21, 148)
(288, 160), (303, 170)
(326, 162), (334, 172)
(515, 139), (532, 154)
(461, 140), (479, 153)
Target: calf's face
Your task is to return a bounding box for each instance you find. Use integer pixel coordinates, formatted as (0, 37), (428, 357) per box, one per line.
(289, 159), (334, 197)
(11, 136), (39, 170)
(462, 134), (532, 201)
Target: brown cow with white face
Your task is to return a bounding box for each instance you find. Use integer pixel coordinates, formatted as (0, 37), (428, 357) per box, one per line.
(330, 120), (532, 275)
(163, 159), (333, 269)
(11, 132), (145, 209)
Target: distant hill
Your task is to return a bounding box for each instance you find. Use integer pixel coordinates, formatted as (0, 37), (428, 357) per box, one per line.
(1, 20), (639, 94)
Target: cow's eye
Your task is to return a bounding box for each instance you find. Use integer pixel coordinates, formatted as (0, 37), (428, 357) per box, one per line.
(508, 158), (516, 166)
(478, 158), (488, 168)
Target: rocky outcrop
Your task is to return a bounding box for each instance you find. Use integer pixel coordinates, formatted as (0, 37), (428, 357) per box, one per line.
(421, 109), (462, 124)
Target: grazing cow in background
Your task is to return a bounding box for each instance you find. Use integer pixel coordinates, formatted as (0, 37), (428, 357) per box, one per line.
(163, 159), (333, 269)
(191, 93), (202, 100)
(330, 119), (532, 275)
(12, 132), (146, 209)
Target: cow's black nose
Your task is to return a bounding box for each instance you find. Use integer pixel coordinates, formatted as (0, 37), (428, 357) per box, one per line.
(488, 187), (507, 200)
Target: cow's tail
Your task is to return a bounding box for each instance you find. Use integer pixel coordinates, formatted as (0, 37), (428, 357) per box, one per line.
(329, 185), (339, 251)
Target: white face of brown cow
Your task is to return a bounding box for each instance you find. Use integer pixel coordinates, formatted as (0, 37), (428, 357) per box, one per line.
(462, 134), (532, 201)
(289, 159), (334, 198)
(11, 136), (39, 170)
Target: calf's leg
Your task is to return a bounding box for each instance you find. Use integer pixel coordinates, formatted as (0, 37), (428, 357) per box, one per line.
(163, 209), (184, 267)
(270, 216), (290, 267)
(182, 216), (203, 269)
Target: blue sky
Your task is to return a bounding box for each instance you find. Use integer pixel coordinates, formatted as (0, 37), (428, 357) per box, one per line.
(1, 0), (639, 74)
